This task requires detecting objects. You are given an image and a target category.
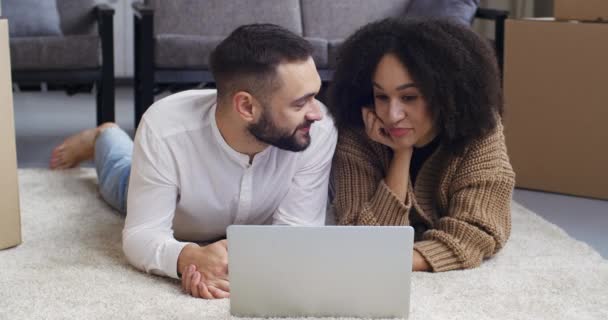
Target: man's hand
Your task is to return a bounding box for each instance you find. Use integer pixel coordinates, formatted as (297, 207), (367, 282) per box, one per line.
(178, 240), (230, 299)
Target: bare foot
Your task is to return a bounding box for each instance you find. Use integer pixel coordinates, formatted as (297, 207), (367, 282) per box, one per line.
(50, 123), (117, 169)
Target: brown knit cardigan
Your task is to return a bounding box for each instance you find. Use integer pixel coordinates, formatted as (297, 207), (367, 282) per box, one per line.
(331, 124), (515, 272)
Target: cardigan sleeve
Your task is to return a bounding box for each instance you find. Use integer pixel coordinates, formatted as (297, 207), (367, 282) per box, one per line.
(414, 128), (515, 272)
(331, 129), (415, 226)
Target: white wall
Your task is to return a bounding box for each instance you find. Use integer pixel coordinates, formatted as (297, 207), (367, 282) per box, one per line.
(106, 0), (135, 78)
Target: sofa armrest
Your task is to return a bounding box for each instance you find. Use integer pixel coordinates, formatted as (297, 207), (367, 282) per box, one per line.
(132, 2), (154, 20)
(474, 7), (509, 74)
(132, 2), (155, 128)
(96, 3), (115, 36)
(95, 4), (115, 123)
(95, 4), (114, 65)
(95, 4), (115, 15)
(475, 7), (509, 20)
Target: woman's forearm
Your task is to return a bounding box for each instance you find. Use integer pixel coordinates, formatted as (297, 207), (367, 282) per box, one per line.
(413, 249), (431, 271)
(384, 150), (413, 203)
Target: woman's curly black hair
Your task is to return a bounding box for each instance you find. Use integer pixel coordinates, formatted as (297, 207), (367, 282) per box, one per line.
(328, 18), (503, 155)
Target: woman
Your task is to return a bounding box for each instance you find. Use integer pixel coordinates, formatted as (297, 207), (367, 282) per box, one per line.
(329, 18), (515, 272)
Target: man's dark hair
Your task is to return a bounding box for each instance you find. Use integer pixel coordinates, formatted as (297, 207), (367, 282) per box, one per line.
(210, 24), (313, 103)
(329, 18), (503, 155)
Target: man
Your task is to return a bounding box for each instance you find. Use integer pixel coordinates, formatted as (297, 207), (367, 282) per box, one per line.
(49, 24), (337, 299)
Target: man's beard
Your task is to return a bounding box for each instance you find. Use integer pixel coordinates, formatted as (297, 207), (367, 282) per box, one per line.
(248, 109), (312, 152)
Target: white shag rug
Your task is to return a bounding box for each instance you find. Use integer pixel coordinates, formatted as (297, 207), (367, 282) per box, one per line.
(0, 169), (607, 320)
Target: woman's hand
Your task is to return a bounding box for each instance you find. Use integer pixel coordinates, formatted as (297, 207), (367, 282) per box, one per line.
(362, 107), (413, 202)
(362, 108), (413, 154)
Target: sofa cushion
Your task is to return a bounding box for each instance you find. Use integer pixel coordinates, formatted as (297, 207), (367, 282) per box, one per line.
(147, 0), (303, 36)
(10, 35), (100, 70)
(2, 0), (62, 37)
(155, 35), (330, 70)
(405, 0), (479, 25)
(155, 34), (224, 69)
(301, 0), (411, 39)
(305, 37), (328, 68)
(56, 0), (98, 35)
(328, 39), (345, 68)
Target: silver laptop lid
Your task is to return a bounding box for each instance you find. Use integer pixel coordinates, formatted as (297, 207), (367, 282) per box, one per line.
(227, 225), (414, 318)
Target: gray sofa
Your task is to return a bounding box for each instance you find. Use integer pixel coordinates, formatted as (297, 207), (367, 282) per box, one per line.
(4, 0), (115, 125)
(133, 0), (506, 127)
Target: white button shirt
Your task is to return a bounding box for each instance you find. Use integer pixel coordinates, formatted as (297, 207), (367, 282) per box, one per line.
(122, 90), (337, 279)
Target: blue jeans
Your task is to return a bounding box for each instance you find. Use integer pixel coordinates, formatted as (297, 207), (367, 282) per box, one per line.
(95, 127), (132, 214)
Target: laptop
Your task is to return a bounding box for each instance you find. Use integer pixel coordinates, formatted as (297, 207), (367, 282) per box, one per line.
(227, 225), (414, 319)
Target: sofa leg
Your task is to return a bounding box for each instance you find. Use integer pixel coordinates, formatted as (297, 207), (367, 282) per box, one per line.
(96, 81), (103, 125)
(134, 76), (153, 130)
(133, 6), (154, 130)
(134, 78), (142, 128)
(97, 3), (116, 126)
(134, 75), (154, 129)
(96, 78), (115, 126)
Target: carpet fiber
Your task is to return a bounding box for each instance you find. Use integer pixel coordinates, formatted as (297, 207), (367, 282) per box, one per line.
(1, 169), (607, 319)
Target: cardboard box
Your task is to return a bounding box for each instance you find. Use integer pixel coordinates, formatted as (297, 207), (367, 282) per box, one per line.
(0, 19), (22, 250)
(503, 18), (608, 200)
(554, 0), (608, 21)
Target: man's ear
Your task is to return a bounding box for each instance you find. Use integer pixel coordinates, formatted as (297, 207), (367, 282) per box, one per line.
(232, 91), (258, 122)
